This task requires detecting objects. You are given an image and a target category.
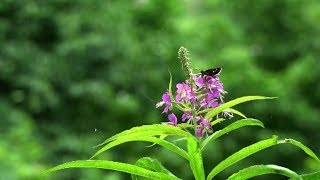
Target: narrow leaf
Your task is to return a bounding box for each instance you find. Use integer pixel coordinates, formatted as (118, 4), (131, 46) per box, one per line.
(227, 108), (247, 118)
(187, 137), (205, 180)
(201, 96), (276, 119)
(95, 124), (192, 147)
(146, 135), (168, 147)
(178, 123), (194, 129)
(202, 119), (265, 150)
(228, 164), (302, 180)
(166, 70), (187, 111)
(278, 139), (320, 163)
(298, 171), (320, 180)
(168, 69), (173, 99)
(46, 160), (181, 180)
(210, 118), (225, 126)
(131, 157), (177, 180)
(206, 136), (278, 180)
(92, 136), (189, 160)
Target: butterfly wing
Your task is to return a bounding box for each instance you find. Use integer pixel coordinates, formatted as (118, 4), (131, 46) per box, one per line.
(201, 68), (222, 77)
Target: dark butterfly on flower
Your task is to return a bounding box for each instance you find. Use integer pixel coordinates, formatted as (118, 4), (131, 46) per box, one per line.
(201, 67), (222, 77)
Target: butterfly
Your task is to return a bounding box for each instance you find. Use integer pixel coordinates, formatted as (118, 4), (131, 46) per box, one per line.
(200, 67), (222, 77)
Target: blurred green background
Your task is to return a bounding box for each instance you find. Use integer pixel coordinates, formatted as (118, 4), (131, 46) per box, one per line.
(0, 0), (319, 179)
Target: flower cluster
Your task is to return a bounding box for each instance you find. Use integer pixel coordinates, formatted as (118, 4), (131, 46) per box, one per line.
(157, 72), (231, 137)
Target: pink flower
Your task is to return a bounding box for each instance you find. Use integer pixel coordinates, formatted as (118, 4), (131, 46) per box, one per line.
(168, 113), (177, 126)
(157, 69), (231, 137)
(156, 91), (172, 114)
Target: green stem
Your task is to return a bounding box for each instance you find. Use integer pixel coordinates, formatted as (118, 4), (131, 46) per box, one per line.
(189, 76), (199, 138)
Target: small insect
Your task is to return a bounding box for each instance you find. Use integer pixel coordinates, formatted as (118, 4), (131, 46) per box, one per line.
(200, 67), (222, 77)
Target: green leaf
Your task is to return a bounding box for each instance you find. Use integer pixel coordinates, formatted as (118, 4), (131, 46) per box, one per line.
(46, 160), (181, 180)
(168, 69), (173, 97)
(227, 108), (247, 118)
(146, 135), (168, 147)
(278, 139), (320, 163)
(202, 118), (265, 150)
(228, 164), (302, 180)
(178, 123), (194, 129)
(298, 171), (320, 180)
(94, 124), (192, 148)
(206, 136), (320, 180)
(210, 118), (225, 126)
(206, 136), (278, 180)
(131, 157), (177, 180)
(92, 136), (189, 160)
(173, 137), (188, 143)
(187, 137), (205, 180)
(201, 96), (276, 119)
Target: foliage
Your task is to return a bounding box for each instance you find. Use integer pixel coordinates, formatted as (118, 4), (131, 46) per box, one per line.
(46, 92), (320, 179)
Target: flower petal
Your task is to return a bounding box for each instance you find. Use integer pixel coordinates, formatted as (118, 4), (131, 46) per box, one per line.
(162, 106), (169, 114)
(162, 92), (171, 104)
(196, 128), (203, 137)
(168, 113), (177, 125)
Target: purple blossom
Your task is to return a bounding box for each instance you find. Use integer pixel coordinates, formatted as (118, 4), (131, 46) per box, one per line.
(194, 76), (205, 87)
(196, 118), (212, 137)
(162, 91), (171, 105)
(196, 128), (203, 137)
(157, 69), (230, 137)
(156, 91), (172, 114)
(200, 99), (208, 108)
(201, 119), (211, 127)
(182, 111), (192, 122)
(175, 83), (196, 103)
(162, 106), (169, 114)
(168, 113), (177, 126)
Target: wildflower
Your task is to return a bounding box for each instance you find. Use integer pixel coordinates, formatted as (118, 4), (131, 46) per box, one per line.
(196, 119), (212, 137)
(157, 51), (231, 137)
(194, 75), (205, 87)
(181, 111), (192, 122)
(157, 71), (229, 137)
(168, 113), (177, 126)
(156, 91), (172, 114)
(175, 83), (196, 103)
